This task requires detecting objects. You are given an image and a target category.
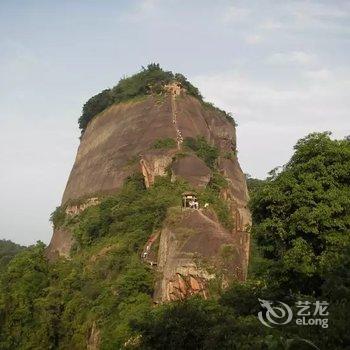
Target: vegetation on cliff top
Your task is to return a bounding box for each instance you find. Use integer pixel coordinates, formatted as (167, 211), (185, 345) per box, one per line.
(78, 64), (201, 132)
(78, 63), (235, 133)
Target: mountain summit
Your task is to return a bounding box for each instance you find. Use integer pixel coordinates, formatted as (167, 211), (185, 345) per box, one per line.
(46, 64), (251, 302)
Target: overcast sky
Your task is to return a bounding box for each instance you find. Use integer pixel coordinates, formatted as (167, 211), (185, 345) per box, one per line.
(0, 0), (349, 246)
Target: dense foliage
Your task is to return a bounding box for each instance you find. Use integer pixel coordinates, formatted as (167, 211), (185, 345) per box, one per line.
(72, 174), (190, 248)
(1, 132), (349, 349)
(131, 132), (350, 350)
(50, 206), (67, 229)
(0, 175), (180, 349)
(78, 64), (202, 132)
(0, 239), (25, 272)
(250, 132), (350, 297)
(131, 296), (269, 350)
(78, 63), (236, 133)
(245, 174), (266, 195)
(152, 138), (177, 150)
(0, 172), (234, 349)
(183, 136), (220, 169)
(247, 132), (350, 348)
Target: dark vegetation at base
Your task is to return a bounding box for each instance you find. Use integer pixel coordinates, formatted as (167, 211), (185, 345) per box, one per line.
(0, 175), (181, 348)
(245, 174), (266, 195)
(134, 132), (350, 350)
(78, 63), (236, 133)
(1, 133), (349, 349)
(0, 240), (25, 272)
(0, 173), (234, 349)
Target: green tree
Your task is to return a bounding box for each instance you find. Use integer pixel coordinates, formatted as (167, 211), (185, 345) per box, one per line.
(0, 242), (50, 349)
(78, 64), (204, 133)
(78, 89), (114, 131)
(250, 132), (350, 296)
(183, 136), (219, 169)
(0, 239), (25, 272)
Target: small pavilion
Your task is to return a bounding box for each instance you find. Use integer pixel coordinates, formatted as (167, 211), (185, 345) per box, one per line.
(182, 191), (199, 209)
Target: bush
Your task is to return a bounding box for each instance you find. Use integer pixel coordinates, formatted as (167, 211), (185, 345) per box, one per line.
(50, 206), (66, 229)
(198, 188), (234, 230)
(208, 171), (229, 193)
(77, 64), (235, 134)
(245, 174), (266, 195)
(183, 136), (219, 169)
(131, 296), (269, 350)
(78, 64), (203, 132)
(0, 240), (25, 273)
(152, 137), (177, 149)
(202, 101), (237, 126)
(250, 132), (350, 296)
(72, 173), (189, 248)
(78, 89), (114, 132)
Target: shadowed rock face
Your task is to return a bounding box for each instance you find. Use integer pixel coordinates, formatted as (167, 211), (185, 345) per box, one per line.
(171, 154), (211, 188)
(61, 93), (238, 204)
(62, 96), (176, 204)
(47, 89), (251, 297)
(154, 209), (245, 302)
(45, 228), (74, 261)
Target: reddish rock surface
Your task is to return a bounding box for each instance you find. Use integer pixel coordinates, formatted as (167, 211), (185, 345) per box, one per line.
(61, 93), (240, 205)
(171, 154), (211, 188)
(153, 208), (246, 303)
(62, 96), (176, 204)
(46, 88), (251, 298)
(46, 228), (74, 261)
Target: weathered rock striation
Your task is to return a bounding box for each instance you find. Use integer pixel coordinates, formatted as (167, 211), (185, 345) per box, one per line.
(46, 84), (251, 301)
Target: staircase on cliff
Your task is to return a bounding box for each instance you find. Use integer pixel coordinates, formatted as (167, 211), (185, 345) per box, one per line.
(46, 66), (251, 301)
(167, 82), (184, 149)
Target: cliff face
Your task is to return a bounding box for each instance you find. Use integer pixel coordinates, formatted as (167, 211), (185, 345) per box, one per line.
(46, 86), (251, 300)
(61, 92), (243, 204)
(153, 208), (246, 302)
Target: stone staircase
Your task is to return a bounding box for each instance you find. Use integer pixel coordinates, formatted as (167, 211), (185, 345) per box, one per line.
(170, 92), (184, 149)
(141, 231), (160, 267)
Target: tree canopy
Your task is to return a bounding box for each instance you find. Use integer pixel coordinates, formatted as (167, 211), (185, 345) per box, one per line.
(78, 64), (202, 132)
(250, 132), (350, 297)
(0, 239), (25, 273)
(1, 132), (349, 349)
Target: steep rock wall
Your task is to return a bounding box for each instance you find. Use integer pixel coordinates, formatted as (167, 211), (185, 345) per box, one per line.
(47, 91), (251, 288)
(62, 96), (176, 204)
(153, 208), (245, 302)
(61, 93), (241, 205)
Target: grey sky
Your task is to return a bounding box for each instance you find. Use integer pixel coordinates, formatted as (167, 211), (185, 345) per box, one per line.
(0, 0), (349, 245)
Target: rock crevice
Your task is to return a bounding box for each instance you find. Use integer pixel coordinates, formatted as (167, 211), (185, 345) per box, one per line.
(46, 90), (251, 297)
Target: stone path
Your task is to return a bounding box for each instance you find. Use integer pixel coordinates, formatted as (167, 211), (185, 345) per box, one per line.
(170, 92), (184, 149)
(141, 231), (160, 267)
